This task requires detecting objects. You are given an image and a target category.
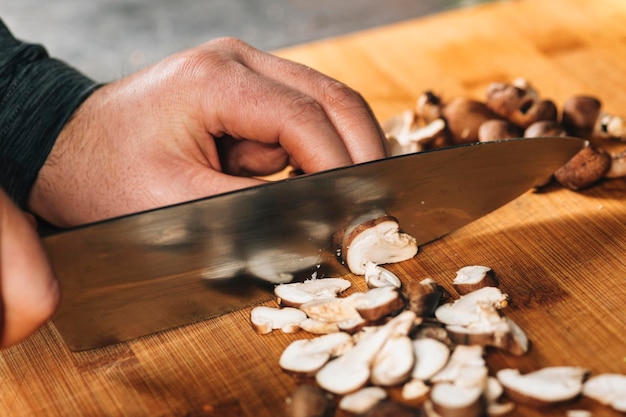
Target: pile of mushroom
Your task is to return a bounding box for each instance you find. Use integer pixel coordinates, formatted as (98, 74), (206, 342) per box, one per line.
(381, 78), (626, 190)
(251, 261), (625, 416)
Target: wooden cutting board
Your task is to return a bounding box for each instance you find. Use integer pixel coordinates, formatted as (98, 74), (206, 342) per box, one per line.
(2, 0), (625, 416)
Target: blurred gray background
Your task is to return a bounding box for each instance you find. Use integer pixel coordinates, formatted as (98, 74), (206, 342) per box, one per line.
(1, 0), (492, 82)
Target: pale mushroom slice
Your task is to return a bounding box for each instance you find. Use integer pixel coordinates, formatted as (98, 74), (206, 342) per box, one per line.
(364, 262), (402, 288)
(434, 286), (508, 326)
(430, 345), (486, 386)
(299, 292), (365, 323)
(279, 331), (354, 375)
(249, 306), (307, 335)
(338, 386), (388, 414)
(370, 334), (415, 386)
(582, 373), (626, 412)
(342, 215), (418, 275)
(453, 265), (499, 295)
(447, 316), (530, 356)
(355, 286), (406, 322)
(274, 277), (352, 307)
(429, 382), (485, 417)
(315, 311), (417, 394)
(402, 378), (431, 402)
(496, 366), (589, 407)
(411, 337), (451, 381)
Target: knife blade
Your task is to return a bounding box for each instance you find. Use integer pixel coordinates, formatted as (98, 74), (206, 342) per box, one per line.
(42, 136), (584, 350)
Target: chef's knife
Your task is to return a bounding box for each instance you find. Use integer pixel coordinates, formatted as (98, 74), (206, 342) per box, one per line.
(43, 136), (584, 351)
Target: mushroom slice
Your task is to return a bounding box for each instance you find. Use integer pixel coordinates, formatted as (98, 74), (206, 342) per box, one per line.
(411, 338), (451, 381)
(496, 366), (589, 407)
(431, 345), (486, 385)
(338, 386), (388, 414)
(299, 292), (364, 323)
(342, 215), (418, 275)
(435, 287), (508, 326)
(364, 262), (402, 288)
(582, 373), (626, 412)
(447, 317), (529, 356)
(279, 332), (354, 375)
(430, 382), (485, 417)
(401, 378), (430, 403)
(405, 278), (445, 317)
(315, 311), (416, 394)
(371, 334), (415, 386)
(355, 286), (406, 322)
(298, 318), (340, 335)
(274, 278), (352, 307)
(453, 265), (499, 295)
(249, 306), (307, 335)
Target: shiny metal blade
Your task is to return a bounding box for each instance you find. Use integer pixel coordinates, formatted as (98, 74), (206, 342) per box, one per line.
(43, 136), (584, 350)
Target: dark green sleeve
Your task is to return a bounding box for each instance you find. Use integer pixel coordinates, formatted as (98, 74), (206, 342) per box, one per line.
(0, 18), (99, 208)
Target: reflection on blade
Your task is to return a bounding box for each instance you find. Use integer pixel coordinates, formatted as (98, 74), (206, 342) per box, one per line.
(42, 136), (584, 350)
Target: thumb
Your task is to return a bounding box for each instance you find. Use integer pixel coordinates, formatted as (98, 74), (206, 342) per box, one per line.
(0, 190), (60, 348)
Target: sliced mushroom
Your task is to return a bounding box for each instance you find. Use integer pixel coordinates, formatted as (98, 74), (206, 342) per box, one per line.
(430, 382), (485, 417)
(401, 378), (431, 403)
(279, 332), (354, 375)
(411, 338), (451, 381)
(339, 386), (388, 414)
(355, 286), (406, 322)
(371, 334), (415, 386)
(496, 366), (589, 407)
(582, 373), (626, 412)
(384, 112), (448, 156)
(453, 265), (499, 295)
(275, 278), (352, 308)
(606, 150), (626, 178)
(250, 306), (307, 335)
(435, 286), (508, 327)
(299, 293), (365, 323)
(430, 345), (486, 386)
(342, 215), (418, 275)
(315, 311), (416, 394)
(447, 316), (529, 356)
(365, 262), (402, 289)
(405, 278), (445, 317)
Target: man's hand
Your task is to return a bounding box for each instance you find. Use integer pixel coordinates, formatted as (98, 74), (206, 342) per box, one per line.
(0, 189), (59, 348)
(29, 37), (386, 227)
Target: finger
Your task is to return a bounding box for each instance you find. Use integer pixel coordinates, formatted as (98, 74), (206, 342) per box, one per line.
(202, 59), (353, 173)
(0, 190), (60, 347)
(215, 137), (290, 177)
(232, 41), (388, 163)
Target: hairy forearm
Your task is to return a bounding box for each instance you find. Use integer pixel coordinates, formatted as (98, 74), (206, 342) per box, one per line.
(0, 19), (98, 208)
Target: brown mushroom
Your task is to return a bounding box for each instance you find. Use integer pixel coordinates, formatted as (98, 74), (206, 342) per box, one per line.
(562, 95), (626, 141)
(442, 97), (501, 144)
(415, 90), (444, 123)
(554, 144), (611, 190)
(524, 120), (567, 138)
(478, 119), (523, 142)
(405, 278), (446, 317)
(485, 81), (557, 128)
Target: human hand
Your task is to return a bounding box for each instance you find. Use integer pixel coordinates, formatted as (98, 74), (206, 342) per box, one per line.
(0, 189), (59, 348)
(29, 37), (387, 227)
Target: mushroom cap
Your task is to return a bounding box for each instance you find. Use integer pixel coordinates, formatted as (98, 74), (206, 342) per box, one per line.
(442, 97), (500, 144)
(562, 95), (603, 138)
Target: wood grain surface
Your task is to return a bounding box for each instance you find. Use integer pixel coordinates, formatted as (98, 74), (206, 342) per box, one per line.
(2, 0), (625, 416)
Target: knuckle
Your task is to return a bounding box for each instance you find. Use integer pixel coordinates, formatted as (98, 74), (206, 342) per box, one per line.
(321, 79), (363, 109)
